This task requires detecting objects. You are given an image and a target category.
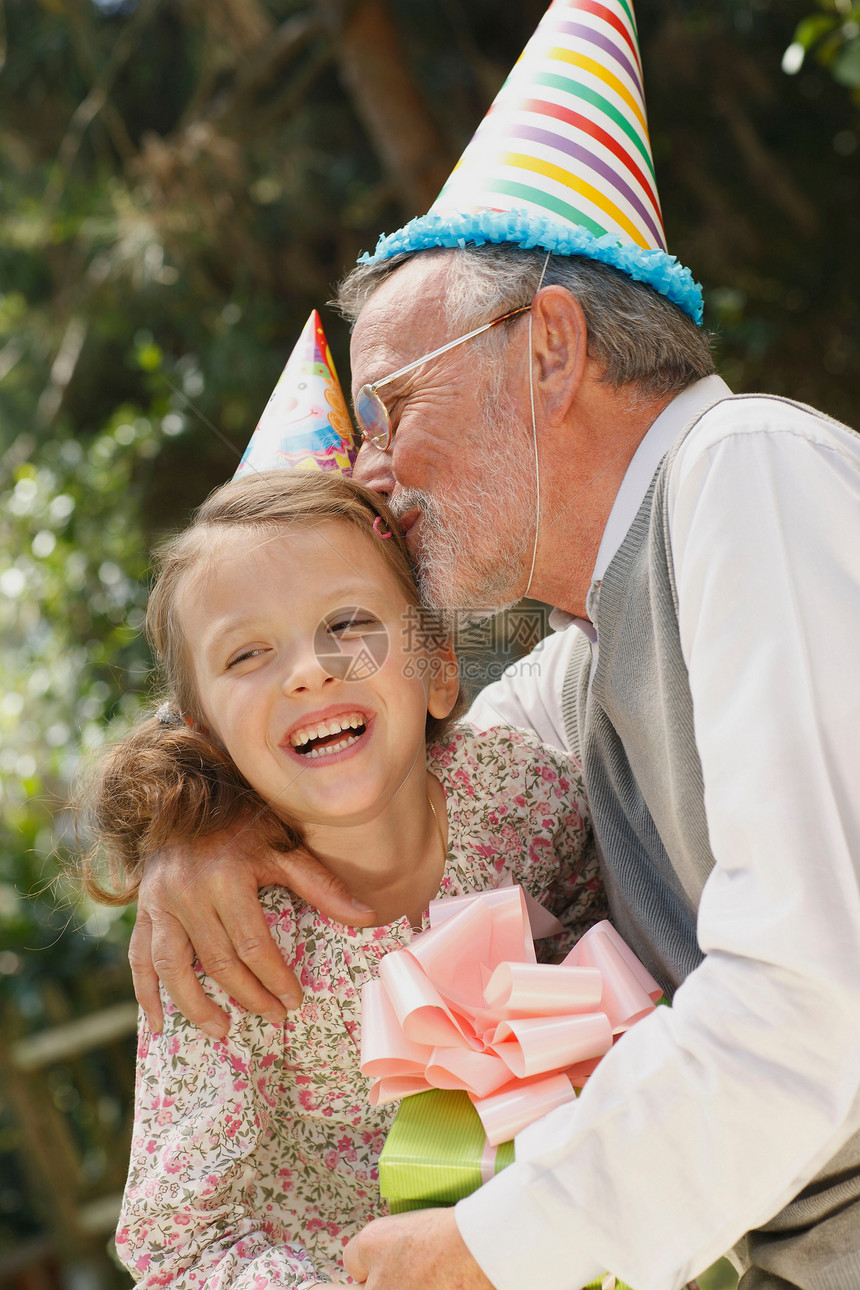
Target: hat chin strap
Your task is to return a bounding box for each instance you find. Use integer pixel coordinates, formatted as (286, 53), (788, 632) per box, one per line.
(523, 250), (551, 601)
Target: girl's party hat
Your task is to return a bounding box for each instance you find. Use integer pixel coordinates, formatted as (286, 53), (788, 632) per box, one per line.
(235, 310), (358, 477)
(360, 0), (702, 323)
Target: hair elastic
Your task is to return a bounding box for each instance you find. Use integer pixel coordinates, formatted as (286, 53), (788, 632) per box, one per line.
(156, 701), (184, 728)
(373, 516), (393, 539)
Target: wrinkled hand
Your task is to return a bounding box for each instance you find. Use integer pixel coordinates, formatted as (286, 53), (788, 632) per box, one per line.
(343, 1209), (495, 1290)
(130, 815), (375, 1036)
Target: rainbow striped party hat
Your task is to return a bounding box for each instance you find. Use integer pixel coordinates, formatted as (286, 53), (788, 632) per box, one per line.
(360, 0), (702, 323)
(235, 310), (358, 478)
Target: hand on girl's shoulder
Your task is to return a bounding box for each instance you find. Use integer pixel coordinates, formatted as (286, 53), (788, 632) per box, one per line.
(131, 828), (376, 1037)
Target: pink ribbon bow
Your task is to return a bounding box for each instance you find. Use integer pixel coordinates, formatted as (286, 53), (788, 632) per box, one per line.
(361, 885), (662, 1146)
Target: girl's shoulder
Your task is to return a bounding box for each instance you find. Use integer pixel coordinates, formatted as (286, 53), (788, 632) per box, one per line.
(427, 723), (587, 843)
(427, 722), (593, 911)
(427, 721), (579, 795)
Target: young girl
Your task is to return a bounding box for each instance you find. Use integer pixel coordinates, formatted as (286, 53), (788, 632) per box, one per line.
(82, 468), (603, 1290)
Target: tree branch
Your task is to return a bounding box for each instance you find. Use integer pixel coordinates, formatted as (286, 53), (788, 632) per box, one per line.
(45, 0), (163, 208)
(315, 0), (451, 215)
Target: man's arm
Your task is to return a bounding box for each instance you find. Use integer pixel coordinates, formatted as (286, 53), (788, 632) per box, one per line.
(131, 818), (374, 1034)
(348, 406), (860, 1290)
(460, 407), (860, 1289)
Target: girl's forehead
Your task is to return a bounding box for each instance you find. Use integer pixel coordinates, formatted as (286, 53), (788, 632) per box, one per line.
(187, 517), (408, 600)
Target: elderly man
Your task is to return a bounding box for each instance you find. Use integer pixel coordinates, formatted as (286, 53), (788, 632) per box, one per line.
(129, 2), (860, 1286)
(344, 245), (860, 1290)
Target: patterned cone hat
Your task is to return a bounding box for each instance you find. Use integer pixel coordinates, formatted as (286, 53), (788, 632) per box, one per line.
(235, 310), (358, 477)
(361, 0), (702, 323)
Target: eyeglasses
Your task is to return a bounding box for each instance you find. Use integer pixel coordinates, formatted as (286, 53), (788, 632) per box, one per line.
(355, 304), (531, 453)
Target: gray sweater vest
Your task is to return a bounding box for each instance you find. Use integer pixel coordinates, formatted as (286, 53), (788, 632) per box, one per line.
(560, 401), (860, 1288)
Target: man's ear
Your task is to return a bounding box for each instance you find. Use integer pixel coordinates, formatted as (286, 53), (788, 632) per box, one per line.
(427, 641), (460, 720)
(530, 284), (589, 421)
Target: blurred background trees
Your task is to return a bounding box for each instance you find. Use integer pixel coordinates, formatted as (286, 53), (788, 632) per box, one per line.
(1, 0), (858, 1285)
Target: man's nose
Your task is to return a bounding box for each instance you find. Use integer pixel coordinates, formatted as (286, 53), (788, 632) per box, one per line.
(353, 441), (395, 497)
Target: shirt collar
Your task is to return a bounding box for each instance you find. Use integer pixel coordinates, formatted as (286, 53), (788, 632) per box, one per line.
(550, 375), (733, 634)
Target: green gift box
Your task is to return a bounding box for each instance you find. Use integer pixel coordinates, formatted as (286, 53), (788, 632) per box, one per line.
(379, 1088), (635, 1290)
(379, 1088), (515, 1214)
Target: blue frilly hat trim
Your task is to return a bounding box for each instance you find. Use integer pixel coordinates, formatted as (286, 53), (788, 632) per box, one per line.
(358, 209), (704, 326)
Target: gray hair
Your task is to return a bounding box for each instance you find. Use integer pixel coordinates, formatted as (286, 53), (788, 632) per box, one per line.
(335, 244), (714, 400)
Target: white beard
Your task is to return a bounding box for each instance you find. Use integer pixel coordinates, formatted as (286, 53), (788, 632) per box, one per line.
(390, 397), (536, 630)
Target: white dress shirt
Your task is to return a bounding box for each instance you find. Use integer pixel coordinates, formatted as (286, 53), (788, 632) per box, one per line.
(459, 379), (860, 1290)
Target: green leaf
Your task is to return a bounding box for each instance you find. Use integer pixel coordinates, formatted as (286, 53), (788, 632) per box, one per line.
(832, 36), (860, 85)
(793, 13), (839, 51)
(136, 341), (164, 372)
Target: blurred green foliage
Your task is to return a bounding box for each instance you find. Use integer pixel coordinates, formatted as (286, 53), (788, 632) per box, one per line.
(0, 0), (858, 1280)
(784, 1), (860, 94)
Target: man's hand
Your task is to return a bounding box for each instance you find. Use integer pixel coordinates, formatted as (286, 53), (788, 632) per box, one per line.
(343, 1209), (494, 1290)
(130, 817), (375, 1036)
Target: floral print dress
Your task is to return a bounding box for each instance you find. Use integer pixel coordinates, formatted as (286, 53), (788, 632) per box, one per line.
(117, 724), (606, 1290)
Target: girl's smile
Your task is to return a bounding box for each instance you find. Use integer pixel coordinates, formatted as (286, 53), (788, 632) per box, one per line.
(282, 704), (375, 765)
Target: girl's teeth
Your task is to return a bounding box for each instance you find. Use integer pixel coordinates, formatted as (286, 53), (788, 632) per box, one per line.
(291, 714), (365, 747)
(305, 733), (361, 759)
